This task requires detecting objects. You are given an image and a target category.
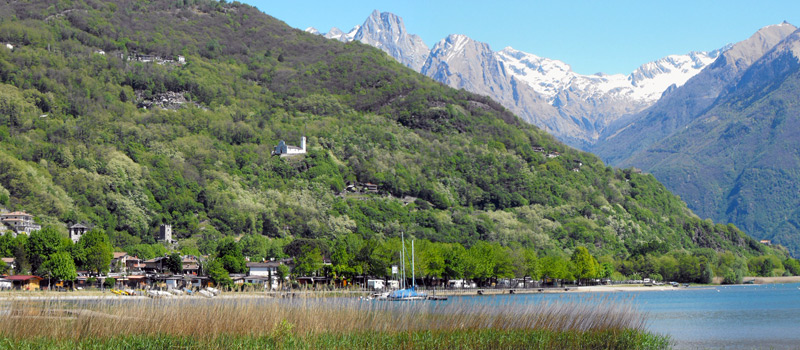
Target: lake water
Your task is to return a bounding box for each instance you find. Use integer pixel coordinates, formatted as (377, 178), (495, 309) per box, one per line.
(442, 283), (800, 349)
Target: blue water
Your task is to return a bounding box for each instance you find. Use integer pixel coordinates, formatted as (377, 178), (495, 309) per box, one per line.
(438, 283), (800, 349)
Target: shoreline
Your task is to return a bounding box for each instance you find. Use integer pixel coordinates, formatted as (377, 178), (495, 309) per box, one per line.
(1, 278), (798, 301)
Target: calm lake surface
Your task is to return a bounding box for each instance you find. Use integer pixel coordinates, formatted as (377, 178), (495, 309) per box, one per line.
(444, 283), (800, 349)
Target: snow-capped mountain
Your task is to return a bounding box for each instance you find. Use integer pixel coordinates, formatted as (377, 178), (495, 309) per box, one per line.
(308, 10), (726, 149)
(496, 47), (724, 106)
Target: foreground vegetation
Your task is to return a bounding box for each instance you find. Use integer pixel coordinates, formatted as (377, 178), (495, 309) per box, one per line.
(0, 329), (670, 350)
(0, 297), (670, 349)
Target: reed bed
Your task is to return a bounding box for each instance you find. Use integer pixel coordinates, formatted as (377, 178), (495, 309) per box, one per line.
(0, 295), (670, 349)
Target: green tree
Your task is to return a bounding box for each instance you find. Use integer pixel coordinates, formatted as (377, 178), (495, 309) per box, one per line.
(441, 243), (466, 281)
(124, 244), (156, 260)
(330, 234), (363, 280)
(293, 247), (323, 277)
(27, 226), (65, 274)
(523, 248), (541, 280)
(166, 252), (183, 274)
(540, 255), (572, 284)
(701, 263), (714, 284)
(207, 259), (233, 289)
(76, 230), (113, 275)
(42, 252), (77, 283)
(598, 262), (615, 279)
(276, 264), (290, 288)
(216, 237), (247, 274)
(464, 242), (496, 286)
(784, 258), (800, 276)
(571, 246), (598, 284)
(12, 234), (30, 274)
(240, 234), (269, 262)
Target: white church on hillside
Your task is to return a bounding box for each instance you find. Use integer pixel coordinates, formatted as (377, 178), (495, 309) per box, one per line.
(272, 136), (306, 156)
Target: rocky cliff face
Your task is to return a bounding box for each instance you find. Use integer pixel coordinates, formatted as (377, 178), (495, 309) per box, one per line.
(310, 10), (428, 71)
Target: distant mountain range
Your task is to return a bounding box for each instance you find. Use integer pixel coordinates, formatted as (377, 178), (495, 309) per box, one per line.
(598, 22), (800, 256)
(307, 10), (725, 149)
(309, 13), (800, 256)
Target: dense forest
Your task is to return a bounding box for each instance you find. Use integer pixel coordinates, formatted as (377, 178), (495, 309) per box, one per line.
(0, 0), (794, 282)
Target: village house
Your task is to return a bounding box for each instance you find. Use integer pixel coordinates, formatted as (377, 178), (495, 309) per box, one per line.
(271, 136), (306, 156)
(247, 258), (294, 289)
(182, 255), (201, 275)
(546, 151), (560, 158)
(247, 258), (294, 277)
(6, 275), (42, 290)
(0, 211), (41, 236)
(760, 240), (772, 246)
(110, 252), (145, 274)
(243, 275), (272, 289)
(143, 256), (169, 274)
(363, 183), (378, 193)
(122, 274), (148, 289)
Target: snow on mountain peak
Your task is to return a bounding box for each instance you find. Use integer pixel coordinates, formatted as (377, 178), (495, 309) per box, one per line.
(495, 46), (723, 103)
(496, 47), (574, 98)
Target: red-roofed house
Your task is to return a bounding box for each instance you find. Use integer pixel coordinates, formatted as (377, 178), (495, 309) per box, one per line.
(6, 275), (42, 290)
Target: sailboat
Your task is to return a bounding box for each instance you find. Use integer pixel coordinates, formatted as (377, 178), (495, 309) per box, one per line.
(387, 233), (428, 301)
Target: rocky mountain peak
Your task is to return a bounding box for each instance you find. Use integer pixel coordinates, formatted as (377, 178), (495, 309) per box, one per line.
(720, 22), (797, 68)
(350, 10), (429, 70)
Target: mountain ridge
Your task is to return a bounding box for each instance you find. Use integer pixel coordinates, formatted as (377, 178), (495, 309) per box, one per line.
(610, 25), (800, 255)
(308, 10), (725, 148)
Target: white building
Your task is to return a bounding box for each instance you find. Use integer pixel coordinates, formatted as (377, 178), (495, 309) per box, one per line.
(272, 136), (306, 156)
(69, 223), (90, 243)
(0, 212), (41, 236)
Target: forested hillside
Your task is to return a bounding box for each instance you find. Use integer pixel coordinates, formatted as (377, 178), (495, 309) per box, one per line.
(0, 0), (792, 281)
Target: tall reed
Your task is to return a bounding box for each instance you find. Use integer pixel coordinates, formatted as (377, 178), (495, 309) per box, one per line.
(0, 295), (670, 349)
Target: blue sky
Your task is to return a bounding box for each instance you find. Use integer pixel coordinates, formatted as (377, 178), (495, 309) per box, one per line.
(244, 0), (800, 75)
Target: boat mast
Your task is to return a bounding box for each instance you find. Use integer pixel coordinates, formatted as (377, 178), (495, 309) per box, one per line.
(411, 239), (416, 288)
(401, 231), (406, 290)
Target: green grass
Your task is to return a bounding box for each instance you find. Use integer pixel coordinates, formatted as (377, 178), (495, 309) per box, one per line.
(0, 329), (671, 350)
